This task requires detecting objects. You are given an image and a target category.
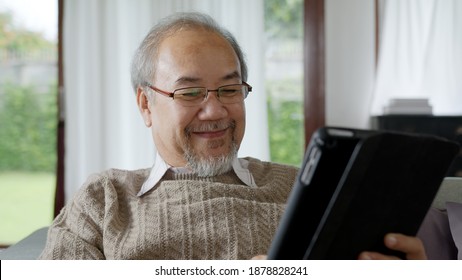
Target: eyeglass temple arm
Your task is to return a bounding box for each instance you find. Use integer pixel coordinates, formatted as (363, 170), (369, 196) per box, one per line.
(146, 83), (174, 98)
(243, 82), (252, 92)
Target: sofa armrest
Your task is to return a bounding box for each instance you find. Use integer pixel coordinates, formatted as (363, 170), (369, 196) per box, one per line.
(0, 227), (48, 260)
(432, 177), (462, 210)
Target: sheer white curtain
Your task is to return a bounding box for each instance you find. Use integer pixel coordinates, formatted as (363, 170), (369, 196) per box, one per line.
(371, 0), (462, 115)
(63, 0), (268, 201)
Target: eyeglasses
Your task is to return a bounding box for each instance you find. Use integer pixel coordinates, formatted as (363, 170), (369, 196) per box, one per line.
(145, 82), (252, 107)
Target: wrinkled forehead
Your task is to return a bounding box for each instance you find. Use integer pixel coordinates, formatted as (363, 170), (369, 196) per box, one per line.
(153, 28), (241, 81)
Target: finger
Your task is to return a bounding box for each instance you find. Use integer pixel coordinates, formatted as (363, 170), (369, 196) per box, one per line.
(251, 255), (267, 260)
(358, 251), (400, 260)
(384, 233), (427, 260)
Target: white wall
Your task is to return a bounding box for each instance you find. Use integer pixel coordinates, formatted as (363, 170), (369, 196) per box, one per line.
(325, 0), (375, 129)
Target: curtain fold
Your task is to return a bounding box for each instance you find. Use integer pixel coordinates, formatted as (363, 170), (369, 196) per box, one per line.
(371, 0), (462, 115)
(63, 0), (268, 200)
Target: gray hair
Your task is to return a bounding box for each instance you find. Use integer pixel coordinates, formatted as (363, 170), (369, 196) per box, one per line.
(130, 12), (248, 94)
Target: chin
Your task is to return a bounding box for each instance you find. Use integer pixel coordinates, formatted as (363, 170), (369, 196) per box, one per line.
(198, 138), (230, 156)
(184, 142), (238, 177)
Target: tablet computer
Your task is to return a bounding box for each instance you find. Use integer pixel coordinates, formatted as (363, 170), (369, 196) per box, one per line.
(267, 127), (460, 260)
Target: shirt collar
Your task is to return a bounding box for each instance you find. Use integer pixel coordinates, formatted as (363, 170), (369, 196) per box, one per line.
(137, 152), (257, 196)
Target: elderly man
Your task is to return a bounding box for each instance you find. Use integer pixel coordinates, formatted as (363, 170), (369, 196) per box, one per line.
(39, 12), (429, 260)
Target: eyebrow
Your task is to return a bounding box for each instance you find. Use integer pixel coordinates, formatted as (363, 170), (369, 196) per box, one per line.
(222, 71), (241, 81)
(175, 76), (201, 84)
(174, 71), (242, 85)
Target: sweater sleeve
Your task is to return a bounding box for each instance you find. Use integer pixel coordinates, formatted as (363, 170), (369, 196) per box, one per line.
(38, 174), (108, 260)
(417, 207), (458, 260)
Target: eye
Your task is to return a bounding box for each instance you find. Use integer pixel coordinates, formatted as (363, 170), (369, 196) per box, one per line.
(219, 86), (241, 97)
(175, 88), (205, 100)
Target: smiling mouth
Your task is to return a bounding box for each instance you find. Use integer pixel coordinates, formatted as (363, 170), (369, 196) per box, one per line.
(193, 128), (228, 139)
(186, 120), (236, 140)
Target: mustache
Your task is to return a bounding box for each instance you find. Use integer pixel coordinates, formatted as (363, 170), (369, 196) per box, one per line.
(185, 120), (236, 135)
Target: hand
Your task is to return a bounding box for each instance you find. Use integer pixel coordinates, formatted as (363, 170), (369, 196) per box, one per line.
(251, 255), (267, 260)
(358, 233), (427, 260)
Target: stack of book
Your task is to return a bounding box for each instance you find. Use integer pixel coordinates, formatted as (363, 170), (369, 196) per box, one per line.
(383, 98), (433, 115)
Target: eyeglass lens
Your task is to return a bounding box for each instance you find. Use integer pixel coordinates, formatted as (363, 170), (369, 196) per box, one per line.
(173, 84), (248, 106)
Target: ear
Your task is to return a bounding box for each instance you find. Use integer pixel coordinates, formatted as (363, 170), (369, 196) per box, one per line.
(136, 87), (152, 127)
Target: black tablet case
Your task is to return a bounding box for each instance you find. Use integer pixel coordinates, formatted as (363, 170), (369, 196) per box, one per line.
(267, 127), (460, 260)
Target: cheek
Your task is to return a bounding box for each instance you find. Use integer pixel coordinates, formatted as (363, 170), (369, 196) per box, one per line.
(152, 105), (195, 139)
(230, 103), (246, 143)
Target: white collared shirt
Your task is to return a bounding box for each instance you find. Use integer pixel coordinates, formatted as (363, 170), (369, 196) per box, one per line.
(137, 152), (257, 196)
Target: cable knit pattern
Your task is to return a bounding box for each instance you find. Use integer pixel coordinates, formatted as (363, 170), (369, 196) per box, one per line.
(39, 157), (299, 259)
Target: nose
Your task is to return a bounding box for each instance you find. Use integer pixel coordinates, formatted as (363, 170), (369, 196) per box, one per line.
(197, 91), (228, 120)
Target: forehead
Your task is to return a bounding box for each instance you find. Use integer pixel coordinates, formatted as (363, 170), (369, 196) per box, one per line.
(154, 28), (241, 82)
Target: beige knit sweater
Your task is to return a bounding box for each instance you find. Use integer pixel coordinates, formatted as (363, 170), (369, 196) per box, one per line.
(39, 157), (299, 259)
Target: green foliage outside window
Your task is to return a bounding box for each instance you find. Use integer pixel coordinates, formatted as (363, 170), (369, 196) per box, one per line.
(0, 11), (55, 53)
(0, 9), (57, 244)
(267, 79), (304, 166)
(0, 10), (57, 172)
(264, 0), (303, 39)
(0, 83), (57, 172)
(264, 0), (304, 166)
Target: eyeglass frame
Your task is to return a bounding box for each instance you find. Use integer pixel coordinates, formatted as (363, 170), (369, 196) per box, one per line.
(144, 82), (252, 105)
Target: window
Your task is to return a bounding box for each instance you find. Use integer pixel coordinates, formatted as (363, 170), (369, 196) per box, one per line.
(265, 0), (304, 166)
(0, 0), (57, 245)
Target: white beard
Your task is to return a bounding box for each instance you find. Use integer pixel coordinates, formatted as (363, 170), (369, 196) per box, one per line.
(184, 142), (237, 177)
(183, 120), (237, 177)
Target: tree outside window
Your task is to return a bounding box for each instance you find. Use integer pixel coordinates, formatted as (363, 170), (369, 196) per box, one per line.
(0, 3), (57, 245)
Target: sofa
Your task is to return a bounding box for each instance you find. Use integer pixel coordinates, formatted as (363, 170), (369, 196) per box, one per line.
(0, 177), (461, 260)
